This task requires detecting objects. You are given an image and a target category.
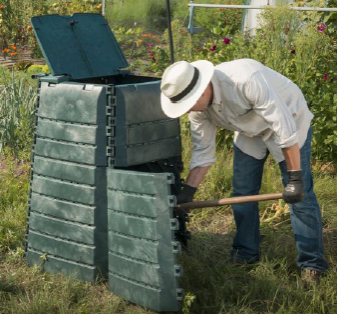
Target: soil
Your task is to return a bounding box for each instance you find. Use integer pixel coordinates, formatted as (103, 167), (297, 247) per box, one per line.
(0, 155), (30, 178)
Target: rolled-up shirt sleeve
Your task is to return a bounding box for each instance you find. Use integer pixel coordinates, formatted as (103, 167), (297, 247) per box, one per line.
(189, 112), (217, 170)
(243, 72), (298, 148)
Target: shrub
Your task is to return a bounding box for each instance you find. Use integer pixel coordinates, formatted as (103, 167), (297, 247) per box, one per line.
(0, 68), (37, 156)
(26, 64), (50, 75)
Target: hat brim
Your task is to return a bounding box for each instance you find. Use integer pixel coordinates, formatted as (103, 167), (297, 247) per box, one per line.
(161, 60), (214, 118)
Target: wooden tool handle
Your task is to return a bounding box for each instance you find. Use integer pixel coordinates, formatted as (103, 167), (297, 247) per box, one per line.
(177, 193), (283, 209)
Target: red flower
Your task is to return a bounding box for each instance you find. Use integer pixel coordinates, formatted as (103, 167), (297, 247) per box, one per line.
(290, 49), (296, 54)
(222, 37), (230, 45)
(324, 74), (328, 81)
(317, 22), (327, 32)
(210, 44), (217, 51)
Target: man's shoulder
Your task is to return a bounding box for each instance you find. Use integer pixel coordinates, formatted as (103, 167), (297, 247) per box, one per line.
(214, 58), (262, 83)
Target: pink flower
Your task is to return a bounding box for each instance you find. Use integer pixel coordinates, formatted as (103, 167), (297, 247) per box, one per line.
(317, 22), (327, 32)
(210, 44), (217, 51)
(324, 74), (328, 81)
(222, 37), (231, 45)
(147, 43), (154, 47)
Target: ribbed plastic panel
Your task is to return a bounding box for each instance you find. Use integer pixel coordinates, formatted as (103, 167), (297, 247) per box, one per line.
(33, 81), (108, 166)
(26, 81), (109, 281)
(108, 81), (182, 167)
(107, 169), (183, 312)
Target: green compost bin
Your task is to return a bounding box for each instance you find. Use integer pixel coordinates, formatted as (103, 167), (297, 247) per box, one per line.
(26, 13), (186, 312)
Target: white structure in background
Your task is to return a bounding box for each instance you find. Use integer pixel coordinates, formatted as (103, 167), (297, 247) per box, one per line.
(242, 0), (294, 35)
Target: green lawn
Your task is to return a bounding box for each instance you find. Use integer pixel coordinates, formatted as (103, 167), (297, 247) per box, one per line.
(0, 148), (336, 314)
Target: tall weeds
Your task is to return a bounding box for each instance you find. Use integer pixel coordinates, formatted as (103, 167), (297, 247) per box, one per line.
(0, 68), (37, 157)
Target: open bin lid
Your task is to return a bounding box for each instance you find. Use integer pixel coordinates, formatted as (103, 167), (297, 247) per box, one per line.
(31, 13), (129, 80)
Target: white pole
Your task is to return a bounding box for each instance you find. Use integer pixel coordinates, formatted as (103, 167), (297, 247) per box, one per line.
(102, 0), (106, 16)
(188, 4), (337, 12)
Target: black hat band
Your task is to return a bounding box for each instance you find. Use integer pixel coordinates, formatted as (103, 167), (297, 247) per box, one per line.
(169, 67), (200, 103)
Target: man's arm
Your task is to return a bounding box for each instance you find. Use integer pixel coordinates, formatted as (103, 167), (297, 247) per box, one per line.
(281, 143), (301, 170)
(281, 143), (303, 203)
(186, 166), (210, 188)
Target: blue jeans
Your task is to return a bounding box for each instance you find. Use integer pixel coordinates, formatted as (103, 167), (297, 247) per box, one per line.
(231, 127), (328, 271)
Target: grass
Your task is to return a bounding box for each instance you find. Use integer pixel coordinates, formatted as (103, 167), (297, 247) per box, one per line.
(0, 133), (336, 313)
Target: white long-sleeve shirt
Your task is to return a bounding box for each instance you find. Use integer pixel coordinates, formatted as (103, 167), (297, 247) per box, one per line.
(189, 59), (313, 170)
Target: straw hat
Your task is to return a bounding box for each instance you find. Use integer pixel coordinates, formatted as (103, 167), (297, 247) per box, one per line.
(160, 60), (214, 118)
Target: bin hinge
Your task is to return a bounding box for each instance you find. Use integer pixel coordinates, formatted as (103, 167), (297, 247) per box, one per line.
(107, 94), (117, 107)
(106, 85), (115, 95)
(106, 147), (115, 157)
(107, 116), (116, 127)
(106, 126), (115, 138)
(108, 137), (115, 147)
(168, 195), (177, 207)
(170, 218), (179, 231)
(108, 157), (115, 167)
(176, 289), (184, 301)
(174, 265), (183, 278)
(167, 173), (175, 184)
(172, 241), (181, 254)
(106, 106), (116, 117)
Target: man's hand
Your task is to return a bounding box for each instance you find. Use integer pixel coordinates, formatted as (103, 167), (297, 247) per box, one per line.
(177, 184), (197, 204)
(283, 170), (304, 203)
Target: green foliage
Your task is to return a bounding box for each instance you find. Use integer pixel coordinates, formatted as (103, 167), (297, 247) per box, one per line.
(193, 0), (244, 34)
(0, 68), (37, 156)
(0, 0), (102, 59)
(0, 157), (29, 253)
(106, 0), (170, 30)
(26, 64), (50, 74)
(0, 0), (31, 49)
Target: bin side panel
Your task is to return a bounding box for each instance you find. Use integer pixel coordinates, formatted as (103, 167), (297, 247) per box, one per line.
(126, 120), (180, 145)
(109, 232), (159, 263)
(107, 170), (172, 196)
(108, 275), (165, 311)
(33, 156), (97, 185)
(30, 193), (95, 225)
(109, 253), (161, 287)
(26, 80), (109, 283)
(34, 138), (95, 164)
(35, 82), (108, 167)
(38, 82), (106, 125)
(108, 210), (157, 240)
(27, 231), (95, 264)
(107, 190), (158, 218)
(122, 138), (181, 167)
(26, 248), (96, 282)
(29, 212), (95, 245)
(112, 82), (182, 167)
(31, 175), (96, 205)
(36, 119), (98, 145)
(115, 82), (166, 125)
(108, 169), (182, 312)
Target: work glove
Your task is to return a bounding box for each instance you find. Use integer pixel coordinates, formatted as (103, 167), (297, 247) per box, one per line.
(177, 184), (197, 204)
(283, 170), (304, 204)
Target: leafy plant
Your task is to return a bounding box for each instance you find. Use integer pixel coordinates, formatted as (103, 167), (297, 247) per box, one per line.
(0, 68), (37, 156)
